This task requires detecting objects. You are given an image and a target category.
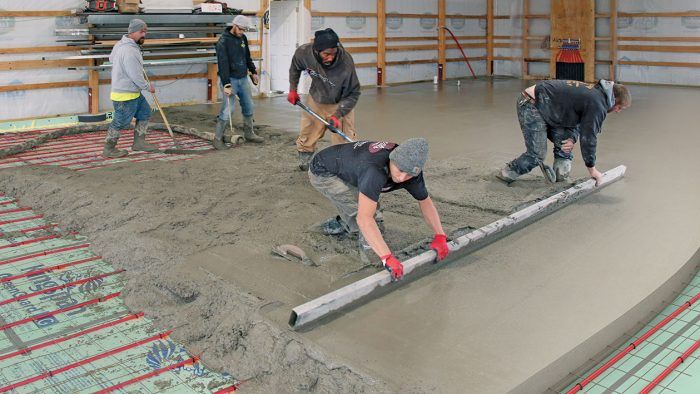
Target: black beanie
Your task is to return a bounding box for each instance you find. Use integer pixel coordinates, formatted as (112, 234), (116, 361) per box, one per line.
(312, 28), (340, 52)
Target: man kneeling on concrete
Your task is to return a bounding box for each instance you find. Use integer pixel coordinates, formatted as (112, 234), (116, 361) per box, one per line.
(498, 79), (631, 185)
(308, 138), (450, 280)
(103, 19), (159, 158)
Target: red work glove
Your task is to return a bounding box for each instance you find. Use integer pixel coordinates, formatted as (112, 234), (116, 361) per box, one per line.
(381, 253), (404, 280)
(327, 115), (340, 129)
(430, 234), (449, 262)
(287, 89), (300, 105)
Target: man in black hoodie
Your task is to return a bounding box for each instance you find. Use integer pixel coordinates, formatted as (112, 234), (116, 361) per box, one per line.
(498, 79), (631, 186)
(287, 28), (361, 171)
(214, 15), (263, 149)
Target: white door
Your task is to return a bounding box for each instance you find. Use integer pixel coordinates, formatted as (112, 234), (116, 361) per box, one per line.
(269, 1), (299, 93)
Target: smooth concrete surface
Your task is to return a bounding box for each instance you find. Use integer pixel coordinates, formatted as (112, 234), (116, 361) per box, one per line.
(184, 80), (700, 392)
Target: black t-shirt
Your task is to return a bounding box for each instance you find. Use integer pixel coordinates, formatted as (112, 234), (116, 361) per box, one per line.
(534, 80), (609, 167)
(310, 141), (430, 202)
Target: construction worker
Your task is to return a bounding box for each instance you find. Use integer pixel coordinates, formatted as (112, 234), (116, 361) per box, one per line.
(287, 28), (361, 171)
(214, 14), (263, 150)
(308, 138), (450, 280)
(498, 79), (632, 186)
(103, 19), (159, 158)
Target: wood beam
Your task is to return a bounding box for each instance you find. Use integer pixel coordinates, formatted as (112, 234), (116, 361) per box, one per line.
(311, 12), (376, 17)
(0, 81), (88, 93)
(207, 64), (218, 102)
(0, 46), (86, 55)
(617, 45), (700, 53)
(610, 0), (617, 80)
(618, 36), (700, 42)
(98, 73), (208, 84)
(377, 0), (386, 86)
(438, 0), (446, 80)
(617, 60), (700, 68)
(88, 60), (99, 114)
(0, 59), (90, 71)
(487, 0), (494, 75)
(522, 0), (530, 78)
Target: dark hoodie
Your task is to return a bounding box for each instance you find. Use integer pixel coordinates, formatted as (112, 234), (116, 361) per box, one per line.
(289, 43), (361, 118)
(215, 27), (257, 83)
(534, 79), (615, 167)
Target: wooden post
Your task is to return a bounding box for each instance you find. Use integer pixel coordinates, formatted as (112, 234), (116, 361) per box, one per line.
(487, 0), (494, 76)
(610, 0), (618, 80)
(521, 0), (530, 79)
(304, 0), (311, 11)
(207, 63), (218, 102)
(289, 165), (628, 329)
(438, 0), (446, 80)
(88, 59), (99, 114)
(377, 0), (386, 86)
(550, 0), (595, 82)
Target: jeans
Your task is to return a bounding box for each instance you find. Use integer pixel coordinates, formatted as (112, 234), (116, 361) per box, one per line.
(508, 93), (578, 175)
(108, 95), (151, 141)
(308, 170), (360, 234)
(218, 76), (254, 121)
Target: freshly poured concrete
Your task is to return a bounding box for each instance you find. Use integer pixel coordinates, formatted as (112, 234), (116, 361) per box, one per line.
(282, 81), (695, 391)
(177, 80), (700, 392)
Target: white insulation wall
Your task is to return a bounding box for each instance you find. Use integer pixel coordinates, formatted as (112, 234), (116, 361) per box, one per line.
(494, 0), (700, 85)
(0, 0), (261, 121)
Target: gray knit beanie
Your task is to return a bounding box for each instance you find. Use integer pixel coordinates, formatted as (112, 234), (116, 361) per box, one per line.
(389, 138), (429, 176)
(128, 19), (147, 34)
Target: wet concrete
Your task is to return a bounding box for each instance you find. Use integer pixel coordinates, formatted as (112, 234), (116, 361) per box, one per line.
(203, 80), (700, 392)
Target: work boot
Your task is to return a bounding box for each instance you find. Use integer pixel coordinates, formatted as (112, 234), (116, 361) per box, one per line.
(213, 117), (229, 150)
(102, 139), (128, 158)
(553, 158), (572, 182)
(320, 215), (348, 236)
(298, 151), (313, 171)
(243, 116), (264, 143)
(131, 122), (159, 152)
(538, 162), (556, 183)
(496, 165), (519, 184)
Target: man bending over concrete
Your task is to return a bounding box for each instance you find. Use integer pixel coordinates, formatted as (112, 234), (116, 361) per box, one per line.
(308, 138), (450, 280)
(498, 79), (631, 186)
(287, 28), (361, 171)
(103, 19), (158, 158)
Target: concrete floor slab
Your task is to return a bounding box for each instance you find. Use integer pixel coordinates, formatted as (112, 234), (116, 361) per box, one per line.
(221, 80), (700, 392)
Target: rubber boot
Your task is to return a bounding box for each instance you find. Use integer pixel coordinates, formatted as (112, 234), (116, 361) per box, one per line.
(538, 162), (557, 184)
(553, 158), (572, 182)
(496, 165), (519, 184)
(320, 215), (347, 236)
(102, 138), (128, 158)
(213, 117), (229, 150)
(243, 116), (264, 143)
(131, 121), (159, 152)
(298, 151), (313, 171)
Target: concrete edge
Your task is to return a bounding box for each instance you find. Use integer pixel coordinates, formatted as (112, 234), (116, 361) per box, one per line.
(511, 246), (700, 394)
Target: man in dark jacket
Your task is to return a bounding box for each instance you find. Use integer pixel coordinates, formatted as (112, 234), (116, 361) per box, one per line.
(214, 15), (263, 149)
(308, 138), (450, 280)
(287, 28), (361, 170)
(498, 79), (631, 186)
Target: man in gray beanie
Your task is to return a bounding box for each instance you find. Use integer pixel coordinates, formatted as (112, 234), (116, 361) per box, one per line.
(102, 18), (158, 158)
(308, 138), (450, 280)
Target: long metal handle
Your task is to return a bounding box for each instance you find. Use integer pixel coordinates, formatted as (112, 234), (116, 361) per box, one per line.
(296, 102), (353, 143)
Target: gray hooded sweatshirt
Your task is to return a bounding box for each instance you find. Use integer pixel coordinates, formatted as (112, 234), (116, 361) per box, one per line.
(289, 43), (361, 118)
(109, 35), (149, 95)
